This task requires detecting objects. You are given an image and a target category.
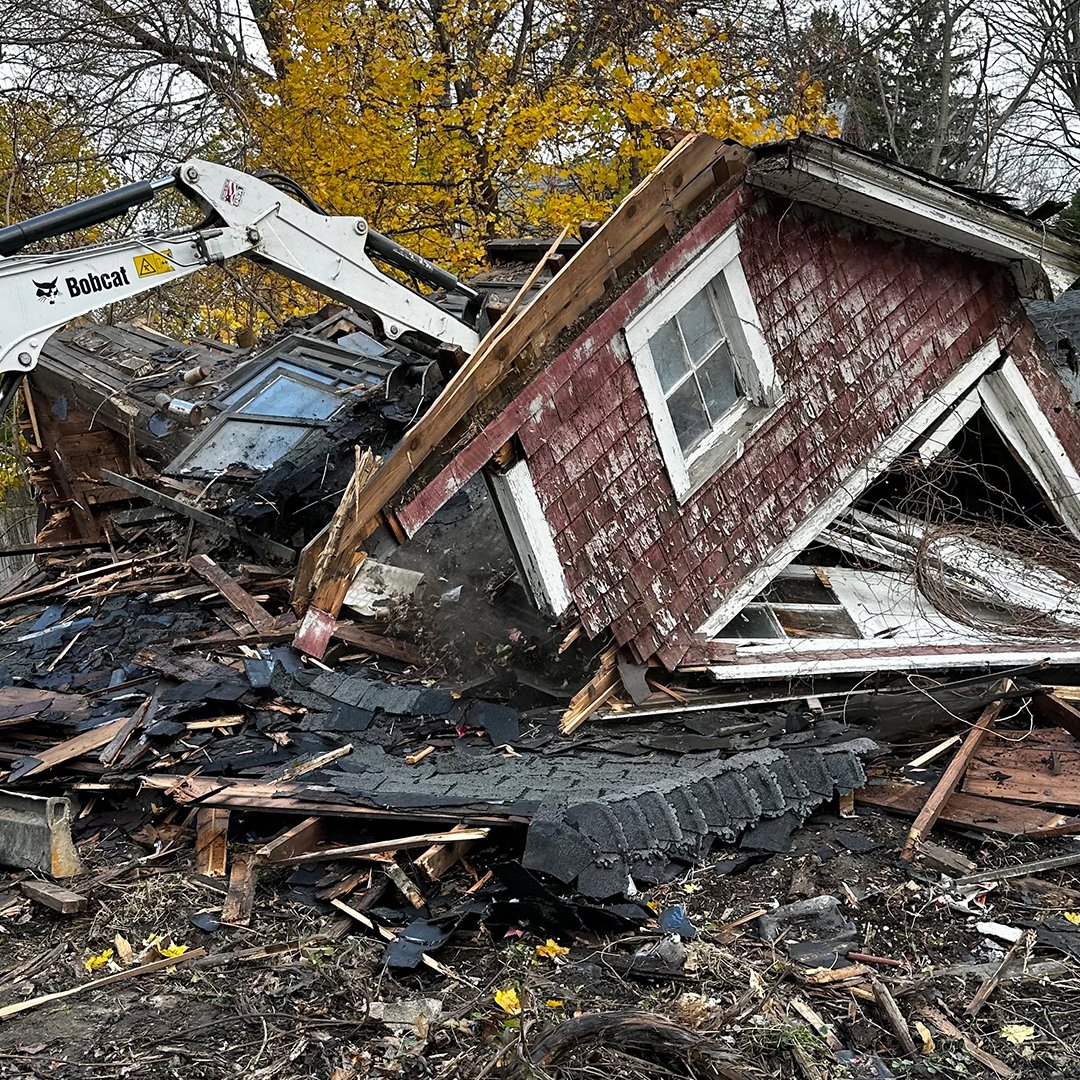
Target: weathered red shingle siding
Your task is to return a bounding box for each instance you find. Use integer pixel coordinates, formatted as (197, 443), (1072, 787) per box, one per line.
(404, 182), (1080, 667)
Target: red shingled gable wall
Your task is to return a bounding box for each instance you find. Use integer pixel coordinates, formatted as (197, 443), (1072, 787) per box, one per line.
(403, 183), (1080, 668)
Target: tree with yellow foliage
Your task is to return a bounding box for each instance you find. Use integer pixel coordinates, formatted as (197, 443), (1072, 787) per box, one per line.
(253, 0), (833, 274)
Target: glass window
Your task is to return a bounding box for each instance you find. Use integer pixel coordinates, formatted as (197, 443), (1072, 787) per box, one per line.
(648, 280), (743, 455)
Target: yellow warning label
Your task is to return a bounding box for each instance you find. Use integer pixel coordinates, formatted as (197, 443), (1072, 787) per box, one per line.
(133, 251), (173, 278)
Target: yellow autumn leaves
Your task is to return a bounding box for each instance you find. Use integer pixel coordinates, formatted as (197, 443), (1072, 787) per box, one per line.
(494, 940), (570, 1016)
(83, 933), (189, 974)
(250, 0), (835, 281)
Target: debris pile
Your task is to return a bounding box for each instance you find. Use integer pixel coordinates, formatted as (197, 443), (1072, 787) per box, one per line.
(4, 133), (1080, 1075)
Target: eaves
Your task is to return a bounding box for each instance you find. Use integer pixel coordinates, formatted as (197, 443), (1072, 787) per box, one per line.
(748, 138), (1080, 299)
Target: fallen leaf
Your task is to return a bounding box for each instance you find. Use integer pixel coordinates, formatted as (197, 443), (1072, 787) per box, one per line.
(999, 1024), (1036, 1045)
(84, 948), (113, 973)
(545, 1000), (565, 1008)
(1064, 911), (1080, 926)
(17, 1044), (45, 1054)
(495, 986), (521, 1016)
(534, 939), (569, 960)
(114, 934), (133, 964)
(914, 1020), (935, 1054)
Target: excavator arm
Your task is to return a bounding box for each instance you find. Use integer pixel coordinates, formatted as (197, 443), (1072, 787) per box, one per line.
(0, 160), (482, 413)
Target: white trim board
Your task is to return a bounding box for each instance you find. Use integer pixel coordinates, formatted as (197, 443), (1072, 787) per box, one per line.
(707, 647), (1080, 682)
(977, 357), (1080, 537)
(696, 338), (1002, 637)
(486, 459), (572, 617)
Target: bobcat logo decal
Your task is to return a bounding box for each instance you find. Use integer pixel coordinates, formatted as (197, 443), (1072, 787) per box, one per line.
(34, 278), (60, 305)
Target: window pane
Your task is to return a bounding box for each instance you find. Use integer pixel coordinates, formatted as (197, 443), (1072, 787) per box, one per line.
(676, 288), (723, 363)
(649, 317), (689, 392)
(237, 375), (341, 420)
(668, 378), (712, 453)
(697, 341), (741, 421)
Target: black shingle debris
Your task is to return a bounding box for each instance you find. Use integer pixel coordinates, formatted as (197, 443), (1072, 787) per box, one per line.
(522, 742), (874, 897)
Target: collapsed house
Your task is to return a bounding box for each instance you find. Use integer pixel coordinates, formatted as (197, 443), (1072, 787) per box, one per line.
(5, 133), (1080, 956)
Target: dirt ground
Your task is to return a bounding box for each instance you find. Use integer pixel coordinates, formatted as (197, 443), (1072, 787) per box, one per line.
(2, 806), (1079, 1079)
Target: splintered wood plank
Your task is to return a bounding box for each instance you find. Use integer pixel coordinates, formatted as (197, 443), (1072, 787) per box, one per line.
(415, 824), (483, 881)
(9, 714), (131, 780)
(963, 744), (1080, 808)
(187, 553), (274, 631)
(382, 860), (426, 908)
(278, 829), (490, 865)
(293, 447), (379, 638)
(560, 646), (620, 735)
(901, 686), (1009, 861)
(257, 817), (325, 863)
(857, 780), (1080, 838)
(221, 853), (260, 925)
(195, 807), (230, 877)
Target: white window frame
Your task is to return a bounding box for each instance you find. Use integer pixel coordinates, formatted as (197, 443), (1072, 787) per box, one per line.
(624, 224), (779, 502)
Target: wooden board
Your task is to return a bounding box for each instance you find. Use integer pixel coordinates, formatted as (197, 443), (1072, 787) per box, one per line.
(858, 780), (1080, 838)
(20, 880), (87, 914)
(187, 554), (274, 631)
(8, 714), (131, 780)
(964, 744), (1080, 808)
(901, 689), (1007, 861)
(195, 807), (230, 877)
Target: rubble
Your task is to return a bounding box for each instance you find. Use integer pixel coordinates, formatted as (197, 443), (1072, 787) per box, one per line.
(3, 133), (1080, 1076)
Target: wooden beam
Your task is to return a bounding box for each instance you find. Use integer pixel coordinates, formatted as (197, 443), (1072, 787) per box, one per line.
(187, 554), (275, 631)
(1031, 691), (1080, 740)
(332, 621), (424, 665)
(195, 807), (230, 878)
(292, 447), (378, 642)
(901, 684), (1009, 861)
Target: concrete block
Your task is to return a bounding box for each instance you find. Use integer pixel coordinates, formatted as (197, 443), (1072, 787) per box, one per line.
(0, 789), (81, 877)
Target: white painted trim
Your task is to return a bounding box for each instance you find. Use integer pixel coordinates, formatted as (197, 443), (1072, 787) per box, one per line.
(707, 647), (1080, 681)
(977, 357), (1080, 538)
(624, 223), (778, 502)
(487, 460), (572, 617)
(749, 139), (1080, 298)
(696, 338), (1002, 636)
(915, 387), (981, 464)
